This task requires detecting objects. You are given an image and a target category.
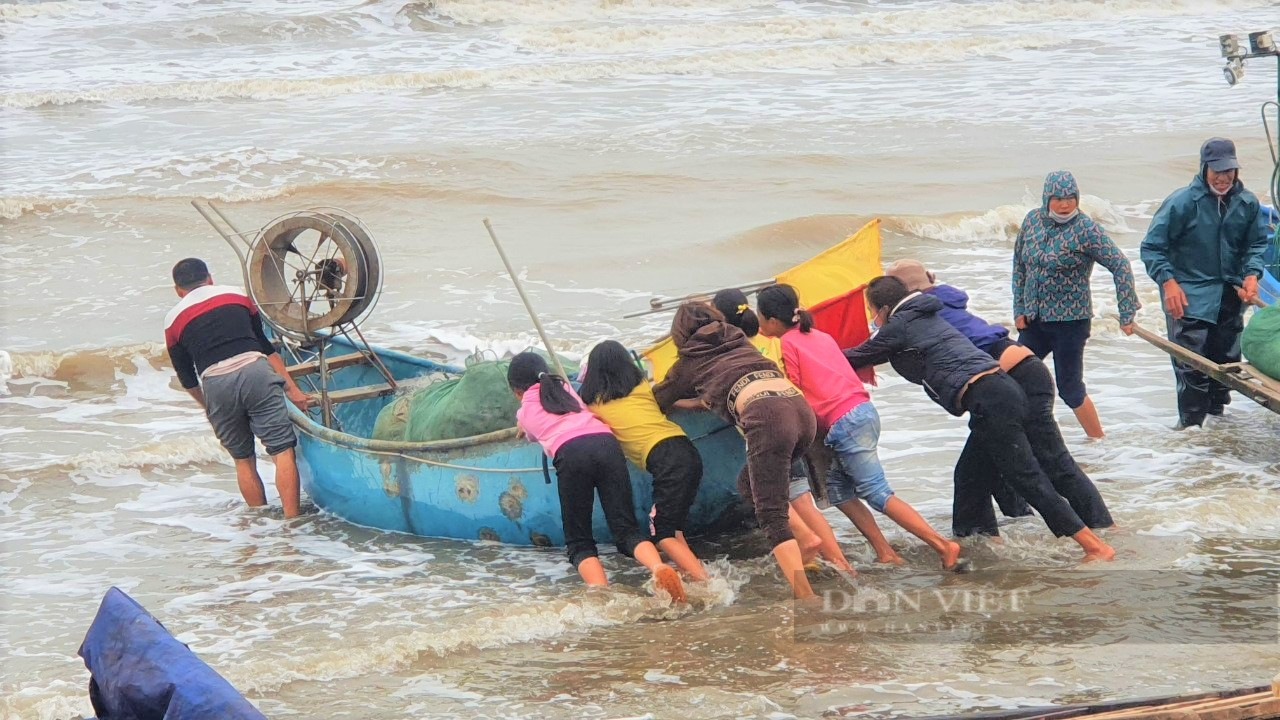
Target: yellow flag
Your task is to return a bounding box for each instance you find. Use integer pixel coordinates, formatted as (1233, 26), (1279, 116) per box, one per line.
(642, 218), (882, 381)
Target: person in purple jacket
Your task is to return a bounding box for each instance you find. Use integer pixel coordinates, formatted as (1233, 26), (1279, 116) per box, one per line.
(886, 260), (1114, 536)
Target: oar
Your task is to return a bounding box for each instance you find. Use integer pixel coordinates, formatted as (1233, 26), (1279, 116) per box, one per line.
(482, 218), (568, 379)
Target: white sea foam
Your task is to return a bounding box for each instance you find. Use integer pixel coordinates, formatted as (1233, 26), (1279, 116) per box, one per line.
(0, 33), (1069, 109)
(887, 193), (1135, 245)
(0, 0), (89, 21)
(502, 0), (1273, 54)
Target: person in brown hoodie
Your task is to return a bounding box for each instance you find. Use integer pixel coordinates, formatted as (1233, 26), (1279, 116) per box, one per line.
(653, 301), (818, 599)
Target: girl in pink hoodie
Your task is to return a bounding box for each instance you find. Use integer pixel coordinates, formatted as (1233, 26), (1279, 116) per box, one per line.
(508, 352), (684, 601)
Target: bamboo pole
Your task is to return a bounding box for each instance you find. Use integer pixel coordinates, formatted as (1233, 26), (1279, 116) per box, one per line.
(482, 219), (568, 378)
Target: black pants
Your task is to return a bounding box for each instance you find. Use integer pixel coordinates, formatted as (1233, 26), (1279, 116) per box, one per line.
(645, 436), (703, 541)
(1166, 286), (1245, 427)
(984, 357), (1113, 528)
(953, 373), (1087, 539)
(735, 392), (817, 548)
(1017, 318), (1091, 409)
(554, 433), (646, 568)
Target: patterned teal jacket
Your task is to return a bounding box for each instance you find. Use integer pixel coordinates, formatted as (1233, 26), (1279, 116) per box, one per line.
(1012, 171), (1140, 325)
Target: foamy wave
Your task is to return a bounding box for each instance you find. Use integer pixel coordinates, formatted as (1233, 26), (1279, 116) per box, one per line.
(0, 681), (93, 720)
(1, 33), (1067, 109)
(0, 194), (87, 220)
(224, 561), (741, 693)
(0, 0), (88, 21)
(503, 0), (1274, 53)
(14, 435), (232, 475)
(887, 194), (1135, 245)
(225, 571), (737, 693)
(1137, 487), (1280, 539)
(431, 0), (774, 25)
(9, 342), (169, 382)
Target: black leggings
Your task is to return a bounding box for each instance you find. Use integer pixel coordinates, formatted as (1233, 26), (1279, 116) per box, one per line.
(554, 433), (646, 568)
(984, 356), (1113, 529)
(735, 392), (817, 548)
(1018, 318), (1091, 409)
(953, 373), (1086, 539)
(645, 436), (703, 541)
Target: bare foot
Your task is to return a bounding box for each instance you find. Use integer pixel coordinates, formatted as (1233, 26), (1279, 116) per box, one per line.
(794, 592), (822, 608)
(1081, 544), (1116, 563)
(833, 560), (858, 579)
(800, 534), (823, 564)
(653, 565), (687, 603)
(940, 540), (963, 571)
(683, 566), (709, 582)
(875, 552), (905, 566)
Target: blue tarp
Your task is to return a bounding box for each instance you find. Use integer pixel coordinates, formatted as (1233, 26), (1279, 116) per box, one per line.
(77, 587), (266, 720)
(1261, 205), (1279, 306)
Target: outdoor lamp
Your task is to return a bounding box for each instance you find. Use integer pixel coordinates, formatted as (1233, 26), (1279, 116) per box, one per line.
(1220, 33), (1244, 59)
(1223, 58), (1245, 86)
(1247, 31), (1275, 55)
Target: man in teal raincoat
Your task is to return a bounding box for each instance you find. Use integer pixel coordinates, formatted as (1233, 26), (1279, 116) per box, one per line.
(1141, 138), (1270, 429)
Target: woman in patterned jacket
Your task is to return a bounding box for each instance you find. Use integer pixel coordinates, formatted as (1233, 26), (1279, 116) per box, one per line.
(1013, 170), (1140, 439)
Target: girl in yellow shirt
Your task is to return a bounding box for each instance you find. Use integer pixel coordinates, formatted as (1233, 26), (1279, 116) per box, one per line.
(579, 341), (708, 581)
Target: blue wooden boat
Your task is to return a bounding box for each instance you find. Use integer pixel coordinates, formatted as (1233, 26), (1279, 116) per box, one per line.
(279, 335), (747, 546)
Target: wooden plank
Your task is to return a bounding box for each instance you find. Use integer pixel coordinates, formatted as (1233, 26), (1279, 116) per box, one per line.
(309, 383), (394, 405)
(1198, 698), (1280, 720)
(1048, 691), (1276, 720)
(286, 352), (369, 379)
(1243, 363), (1280, 394)
(1131, 323), (1280, 414)
(1098, 692), (1268, 719)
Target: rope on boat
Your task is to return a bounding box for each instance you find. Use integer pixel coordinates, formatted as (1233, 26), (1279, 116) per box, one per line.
(293, 424), (543, 472)
(292, 420), (738, 474)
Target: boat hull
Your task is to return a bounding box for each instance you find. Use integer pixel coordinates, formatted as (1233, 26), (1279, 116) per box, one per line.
(286, 336), (747, 546)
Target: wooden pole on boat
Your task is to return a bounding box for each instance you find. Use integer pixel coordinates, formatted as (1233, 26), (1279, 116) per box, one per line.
(482, 218), (569, 379)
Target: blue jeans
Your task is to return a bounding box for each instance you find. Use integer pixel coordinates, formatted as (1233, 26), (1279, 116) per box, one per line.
(824, 402), (894, 512)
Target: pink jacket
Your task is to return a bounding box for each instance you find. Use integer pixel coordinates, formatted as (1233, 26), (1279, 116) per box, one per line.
(516, 385), (613, 458)
(780, 327), (870, 430)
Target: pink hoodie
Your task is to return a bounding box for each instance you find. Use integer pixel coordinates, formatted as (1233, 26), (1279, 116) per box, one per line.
(516, 385), (613, 458)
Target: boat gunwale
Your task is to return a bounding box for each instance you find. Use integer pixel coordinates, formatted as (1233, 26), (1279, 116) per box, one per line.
(285, 339), (525, 456)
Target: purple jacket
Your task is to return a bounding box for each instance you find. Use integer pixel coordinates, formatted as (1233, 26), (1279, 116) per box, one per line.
(925, 284), (1008, 354)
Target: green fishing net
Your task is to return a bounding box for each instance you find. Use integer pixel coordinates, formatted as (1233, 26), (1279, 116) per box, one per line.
(370, 351), (580, 442)
(1242, 303), (1280, 381)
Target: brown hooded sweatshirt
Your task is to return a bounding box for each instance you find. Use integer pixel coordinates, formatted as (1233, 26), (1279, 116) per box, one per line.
(652, 321), (781, 423)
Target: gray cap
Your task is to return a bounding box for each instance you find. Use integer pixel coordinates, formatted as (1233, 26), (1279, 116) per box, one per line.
(1200, 137), (1240, 172)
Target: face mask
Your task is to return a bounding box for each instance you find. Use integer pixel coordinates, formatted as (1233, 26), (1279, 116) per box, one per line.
(1209, 183), (1231, 197)
(1048, 209), (1079, 224)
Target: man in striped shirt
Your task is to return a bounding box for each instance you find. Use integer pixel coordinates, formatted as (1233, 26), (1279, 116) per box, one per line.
(165, 258), (310, 517)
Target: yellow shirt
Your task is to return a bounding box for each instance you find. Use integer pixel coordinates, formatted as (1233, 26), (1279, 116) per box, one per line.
(588, 383), (687, 468)
(751, 334), (784, 370)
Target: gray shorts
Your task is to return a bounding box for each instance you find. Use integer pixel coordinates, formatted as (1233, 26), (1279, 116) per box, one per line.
(203, 358), (296, 460)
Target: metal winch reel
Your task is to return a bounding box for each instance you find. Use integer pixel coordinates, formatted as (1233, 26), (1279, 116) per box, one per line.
(245, 208), (382, 341)
(191, 200), (395, 429)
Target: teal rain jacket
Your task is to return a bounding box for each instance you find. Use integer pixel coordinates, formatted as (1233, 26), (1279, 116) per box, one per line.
(1140, 169), (1269, 323)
